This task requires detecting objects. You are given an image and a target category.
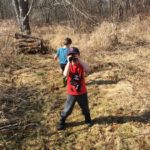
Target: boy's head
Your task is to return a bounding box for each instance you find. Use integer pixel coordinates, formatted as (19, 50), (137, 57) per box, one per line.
(63, 38), (72, 46)
(67, 47), (80, 56)
(67, 47), (80, 63)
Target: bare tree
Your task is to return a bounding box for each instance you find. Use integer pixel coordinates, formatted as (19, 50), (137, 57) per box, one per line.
(0, 1), (4, 19)
(0, 0), (149, 25)
(12, 0), (32, 35)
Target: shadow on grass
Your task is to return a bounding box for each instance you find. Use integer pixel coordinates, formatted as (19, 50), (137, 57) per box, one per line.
(93, 111), (150, 124)
(66, 111), (150, 128)
(0, 85), (46, 149)
(87, 79), (120, 86)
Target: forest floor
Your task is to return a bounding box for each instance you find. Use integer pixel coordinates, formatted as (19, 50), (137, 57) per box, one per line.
(0, 17), (150, 150)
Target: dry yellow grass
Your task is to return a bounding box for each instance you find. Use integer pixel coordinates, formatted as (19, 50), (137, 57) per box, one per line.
(0, 16), (150, 149)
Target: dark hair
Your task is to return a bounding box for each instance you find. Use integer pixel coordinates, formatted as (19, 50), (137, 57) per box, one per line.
(63, 38), (72, 45)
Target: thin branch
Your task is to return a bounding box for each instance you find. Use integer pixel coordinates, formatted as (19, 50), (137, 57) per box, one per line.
(65, 0), (96, 23)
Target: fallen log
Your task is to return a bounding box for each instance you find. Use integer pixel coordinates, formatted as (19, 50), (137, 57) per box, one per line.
(14, 32), (49, 54)
(15, 33), (42, 40)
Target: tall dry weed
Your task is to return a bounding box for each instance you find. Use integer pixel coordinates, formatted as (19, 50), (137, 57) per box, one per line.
(0, 20), (26, 72)
(0, 16), (149, 71)
(37, 15), (150, 56)
(119, 16), (150, 44)
(87, 21), (117, 50)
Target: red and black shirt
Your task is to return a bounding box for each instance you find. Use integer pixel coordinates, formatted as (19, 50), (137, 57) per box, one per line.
(67, 63), (87, 95)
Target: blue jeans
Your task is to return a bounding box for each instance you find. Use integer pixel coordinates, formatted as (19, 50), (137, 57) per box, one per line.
(61, 93), (90, 119)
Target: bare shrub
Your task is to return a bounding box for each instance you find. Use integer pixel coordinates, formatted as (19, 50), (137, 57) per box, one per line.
(87, 22), (118, 50)
(119, 15), (150, 44)
(0, 35), (20, 73)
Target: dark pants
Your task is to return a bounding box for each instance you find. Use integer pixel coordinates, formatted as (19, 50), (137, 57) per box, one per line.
(60, 64), (66, 72)
(60, 64), (67, 86)
(61, 93), (90, 119)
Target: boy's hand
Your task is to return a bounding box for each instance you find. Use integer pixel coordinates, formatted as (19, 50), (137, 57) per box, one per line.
(67, 55), (72, 62)
(54, 54), (57, 61)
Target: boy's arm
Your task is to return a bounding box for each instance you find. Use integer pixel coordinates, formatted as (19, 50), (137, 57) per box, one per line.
(78, 58), (91, 73)
(63, 55), (72, 77)
(63, 61), (71, 77)
(54, 54), (58, 61)
(54, 48), (59, 61)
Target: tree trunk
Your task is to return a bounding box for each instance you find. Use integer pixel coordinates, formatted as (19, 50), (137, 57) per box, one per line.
(19, 0), (31, 34)
(125, 0), (130, 17)
(12, 0), (31, 35)
(12, 0), (21, 27)
(118, 5), (123, 21)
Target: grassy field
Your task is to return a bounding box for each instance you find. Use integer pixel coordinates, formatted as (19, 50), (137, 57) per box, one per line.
(0, 16), (150, 150)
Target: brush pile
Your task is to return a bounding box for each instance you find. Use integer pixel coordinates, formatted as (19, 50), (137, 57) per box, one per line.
(15, 33), (49, 54)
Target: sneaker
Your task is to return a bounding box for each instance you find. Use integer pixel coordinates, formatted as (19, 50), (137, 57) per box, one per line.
(57, 122), (65, 130)
(85, 113), (93, 127)
(85, 120), (93, 127)
(57, 117), (66, 130)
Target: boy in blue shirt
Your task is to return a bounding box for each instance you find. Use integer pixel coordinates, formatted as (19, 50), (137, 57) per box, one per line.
(54, 38), (72, 86)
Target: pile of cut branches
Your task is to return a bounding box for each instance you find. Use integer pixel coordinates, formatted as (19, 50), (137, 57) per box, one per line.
(15, 33), (49, 54)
